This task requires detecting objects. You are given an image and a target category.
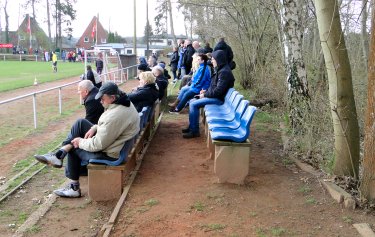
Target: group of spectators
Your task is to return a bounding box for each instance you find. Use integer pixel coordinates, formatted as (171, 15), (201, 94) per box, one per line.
(33, 37), (236, 198)
(167, 38), (235, 138)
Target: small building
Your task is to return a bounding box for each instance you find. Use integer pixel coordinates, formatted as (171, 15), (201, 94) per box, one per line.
(76, 16), (108, 49)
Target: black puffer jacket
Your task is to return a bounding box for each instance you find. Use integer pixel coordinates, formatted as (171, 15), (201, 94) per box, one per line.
(155, 75), (168, 100)
(204, 50), (235, 101)
(84, 87), (104, 124)
(213, 40), (234, 66)
(170, 51), (179, 71)
(182, 44), (196, 74)
(128, 83), (159, 112)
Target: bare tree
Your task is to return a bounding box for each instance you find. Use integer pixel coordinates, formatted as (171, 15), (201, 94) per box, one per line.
(24, 0), (40, 19)
(46, 0), (52, 49)
(315, 0), (360, 178)
(167, 0), (177, 46)
(280, 0), (310, 132)
(360, 1), (375, 200)
(361, 0), (369, 63)
(3, 0), (9, 53)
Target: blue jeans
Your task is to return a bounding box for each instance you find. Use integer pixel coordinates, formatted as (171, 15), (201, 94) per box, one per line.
(188, 97), (223, 133)
(176, 86), (197, 111)
(63, 119), (114, 180)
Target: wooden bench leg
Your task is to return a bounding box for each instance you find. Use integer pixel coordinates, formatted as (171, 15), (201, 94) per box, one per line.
(88, 168), (124, 201)
(214, 145), (250, 184)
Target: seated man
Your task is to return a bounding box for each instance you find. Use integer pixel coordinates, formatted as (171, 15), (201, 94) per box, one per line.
(128, 72), (159, 112)
(34, 82), (140, 197)
(182, 50), (235, 138)
(152, 65), (169, 100)
(78, 80), (104, 124)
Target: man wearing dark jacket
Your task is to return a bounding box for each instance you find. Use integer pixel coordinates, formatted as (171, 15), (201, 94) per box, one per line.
(182, 40), (196, 75)
(78, 80), (104, 124)
(182, 50), (235, 138)
(128, 72), (159, 112)
(213, 38), (235, 70)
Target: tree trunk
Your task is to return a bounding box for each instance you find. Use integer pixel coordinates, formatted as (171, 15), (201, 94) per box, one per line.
(167, 0), (177, 46)
(360, 3), (375, 200)
(46, 0), (52, 49)
(4, 0), (10, 53)
(361, 0), (369, 63)
(281, 0), (310, 131)
(315, 0), (360, 178)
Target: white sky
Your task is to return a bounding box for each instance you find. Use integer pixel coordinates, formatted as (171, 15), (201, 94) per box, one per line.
(1, 0), (186, 38)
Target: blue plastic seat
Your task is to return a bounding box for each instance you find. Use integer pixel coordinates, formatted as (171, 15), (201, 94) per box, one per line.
(140, 106), (151, 129)
(210, 106), (257, 143)
(205, 94), (243, 118)
(206, 100), (249, 124)
(204, 88), (236, 112)
(89, 136), (136, 166)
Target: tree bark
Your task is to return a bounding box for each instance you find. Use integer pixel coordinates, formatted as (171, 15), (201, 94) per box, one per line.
(167, 0), (177, 46)
(281, 0), (310, 131)
(46, 0), (52, 50)
(361, 0), (369, 63)
(315, 0), (360, 178)
(4, 0), (10, 53)
(360, 2), (375, 200)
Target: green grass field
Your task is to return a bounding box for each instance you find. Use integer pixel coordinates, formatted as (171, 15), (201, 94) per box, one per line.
(0, 61), (89, 92)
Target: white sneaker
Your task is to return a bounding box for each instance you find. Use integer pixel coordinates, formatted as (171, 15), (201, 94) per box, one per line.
(34, 153), (62, 168)
(54, 184), (81, 198)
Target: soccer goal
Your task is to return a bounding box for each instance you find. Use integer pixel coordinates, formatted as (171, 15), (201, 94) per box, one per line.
(83, 49), (125, 84)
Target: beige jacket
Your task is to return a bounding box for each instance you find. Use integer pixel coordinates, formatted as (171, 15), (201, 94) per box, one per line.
(79, 103), (140, 159)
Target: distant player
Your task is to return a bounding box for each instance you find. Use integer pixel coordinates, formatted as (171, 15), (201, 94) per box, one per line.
(52, 52), (58, 73)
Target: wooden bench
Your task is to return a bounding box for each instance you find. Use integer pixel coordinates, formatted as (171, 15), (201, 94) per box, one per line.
(87, 102), (159, 201)
(203, 90), (256, 184)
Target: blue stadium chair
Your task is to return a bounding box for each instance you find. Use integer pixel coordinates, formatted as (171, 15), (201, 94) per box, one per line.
(207, 100), (249, 123)
(89, 136), (136, 166)
(205, 94), (243, 118)
(210, 106), (257, 143)
(204, 88), (235, 112)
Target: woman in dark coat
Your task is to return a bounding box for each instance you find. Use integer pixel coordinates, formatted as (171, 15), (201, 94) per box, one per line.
(128, 72), (159, 112)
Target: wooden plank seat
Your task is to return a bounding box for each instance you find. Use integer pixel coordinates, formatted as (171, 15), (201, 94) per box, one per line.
(87, 104), (158, 201)
(87, 136), (136, 201)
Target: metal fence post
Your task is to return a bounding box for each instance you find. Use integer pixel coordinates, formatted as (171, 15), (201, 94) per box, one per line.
(58, 88), (62, 114)
(127, 68), (129, 81)
(32, 93), (37, 128)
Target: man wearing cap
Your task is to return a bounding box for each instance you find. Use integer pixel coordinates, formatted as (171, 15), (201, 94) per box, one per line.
(34, 82), (140, 198)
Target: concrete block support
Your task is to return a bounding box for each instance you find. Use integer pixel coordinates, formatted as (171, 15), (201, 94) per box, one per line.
(213, 140), (251, 184)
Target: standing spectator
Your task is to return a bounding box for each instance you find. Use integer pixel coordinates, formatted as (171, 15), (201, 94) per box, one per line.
(192, 41), (201, 51)
(169, 46), (179, 82)
(182, 39), (196, 75)
(177, 39), (185, 80)
(96, 52), (104, 74)
(61, 50), (66, 62)
(52, 52), (58, 73)
(182, 50), (235, 138)
(213, 38), (235, 70)
(204, 42), (213, 54)
(44, 51), (50, 62)
(77, 80), (104, 124)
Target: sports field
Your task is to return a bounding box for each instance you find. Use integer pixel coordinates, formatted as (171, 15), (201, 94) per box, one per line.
(0, 61), (88, 92)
